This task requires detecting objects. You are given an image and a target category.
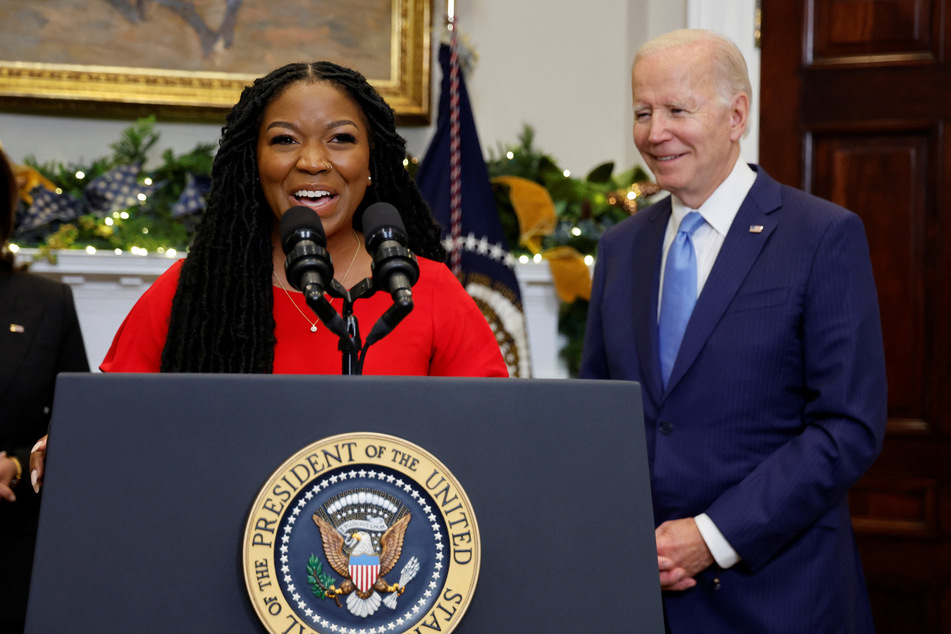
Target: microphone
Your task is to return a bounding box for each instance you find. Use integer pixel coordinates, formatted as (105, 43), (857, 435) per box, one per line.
(361, 202), (420, 347)
(279, 206), (348, 341)
(280, 206), (334, 300)
(362, 202), (420, 307)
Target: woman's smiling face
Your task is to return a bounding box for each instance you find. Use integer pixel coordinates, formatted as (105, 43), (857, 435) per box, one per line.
(256, 80), (372, 241)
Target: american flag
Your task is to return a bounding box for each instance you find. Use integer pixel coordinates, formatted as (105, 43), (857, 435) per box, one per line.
(416, 39), (532, 377)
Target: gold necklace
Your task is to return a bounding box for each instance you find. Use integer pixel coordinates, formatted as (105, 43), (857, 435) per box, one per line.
(273, 229), (362, 332)
(273, 273), (320, 332)
(337, 228), (362, 289)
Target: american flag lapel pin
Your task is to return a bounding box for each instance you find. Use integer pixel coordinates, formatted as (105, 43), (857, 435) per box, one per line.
(749, 225), (764, 233)
(9, 324), (25, 333)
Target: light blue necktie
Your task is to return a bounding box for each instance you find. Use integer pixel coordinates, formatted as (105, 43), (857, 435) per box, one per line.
(659, 211), (705, 387)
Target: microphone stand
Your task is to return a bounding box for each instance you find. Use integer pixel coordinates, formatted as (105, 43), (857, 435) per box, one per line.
(325, 278), (375, 376)
(304, 278), (415, 376)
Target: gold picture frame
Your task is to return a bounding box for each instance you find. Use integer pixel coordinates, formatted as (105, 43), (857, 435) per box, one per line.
(0, 0), (431, 124)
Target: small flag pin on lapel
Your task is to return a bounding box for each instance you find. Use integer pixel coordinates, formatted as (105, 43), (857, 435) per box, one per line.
(749, 225), (764, 233)
(9, 324), (25, 333)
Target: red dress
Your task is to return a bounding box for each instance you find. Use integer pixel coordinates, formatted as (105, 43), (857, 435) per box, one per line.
(101, 257), (508, 377)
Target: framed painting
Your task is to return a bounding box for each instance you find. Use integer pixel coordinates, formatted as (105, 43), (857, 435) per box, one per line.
(0, 0), (431, 123)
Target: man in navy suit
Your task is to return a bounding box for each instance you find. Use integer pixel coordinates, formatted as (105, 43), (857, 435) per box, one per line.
(580, 29), (886, 632)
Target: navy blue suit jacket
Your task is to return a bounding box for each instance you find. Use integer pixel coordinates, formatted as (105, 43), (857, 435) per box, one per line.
(580, 166), (886, 633)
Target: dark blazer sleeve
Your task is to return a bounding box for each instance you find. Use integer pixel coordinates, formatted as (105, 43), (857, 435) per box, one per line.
(704, 201), (887, 571)
(56, 282), (89, 376)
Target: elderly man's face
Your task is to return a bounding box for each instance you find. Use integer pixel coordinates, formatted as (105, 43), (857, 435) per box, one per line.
(632, 44), (746, 209)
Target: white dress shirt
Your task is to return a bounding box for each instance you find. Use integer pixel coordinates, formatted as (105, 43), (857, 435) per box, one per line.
(657, 158), (757, 569)
(658, 159), (758, 314)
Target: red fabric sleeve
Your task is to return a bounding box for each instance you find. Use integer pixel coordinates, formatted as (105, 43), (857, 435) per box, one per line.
(99, 260), (181, 372)
(422, 261), (508, 377)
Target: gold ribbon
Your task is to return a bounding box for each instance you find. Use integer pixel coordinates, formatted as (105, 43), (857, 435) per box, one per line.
(491, 175), (556, 255)
(544, 245), (592, 303)
(13, 164), (57, 206)
(492, 175), (592, 302)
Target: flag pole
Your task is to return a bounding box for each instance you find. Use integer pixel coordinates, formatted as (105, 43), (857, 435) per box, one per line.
(446, 0), (462, 274)
(415, 5), (534, 376)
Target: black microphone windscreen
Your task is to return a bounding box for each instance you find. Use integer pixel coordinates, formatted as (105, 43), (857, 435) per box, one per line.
(280, 206), (326, 248)
(362, 202), (406, 237)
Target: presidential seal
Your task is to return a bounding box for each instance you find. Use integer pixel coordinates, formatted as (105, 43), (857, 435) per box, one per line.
(243, 432), (480, 634)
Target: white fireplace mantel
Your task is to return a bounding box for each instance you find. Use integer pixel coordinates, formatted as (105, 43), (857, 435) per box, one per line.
(22, 250), (569, 378)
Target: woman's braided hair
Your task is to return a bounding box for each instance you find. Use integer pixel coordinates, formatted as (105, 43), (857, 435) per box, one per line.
(160, 62), (445, 373)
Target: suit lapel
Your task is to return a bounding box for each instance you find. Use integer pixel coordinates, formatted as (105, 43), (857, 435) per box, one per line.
(632, 200), (670, 405)
(663, 170), (783, 396)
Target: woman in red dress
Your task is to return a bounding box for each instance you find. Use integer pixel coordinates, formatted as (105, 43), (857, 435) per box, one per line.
(102, 62), (506, 378)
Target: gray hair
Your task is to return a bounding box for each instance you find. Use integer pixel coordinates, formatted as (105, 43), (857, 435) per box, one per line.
(634, 29), (752, 110)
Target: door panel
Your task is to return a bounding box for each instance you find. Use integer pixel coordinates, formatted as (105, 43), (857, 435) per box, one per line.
(759, 1), (951, 631)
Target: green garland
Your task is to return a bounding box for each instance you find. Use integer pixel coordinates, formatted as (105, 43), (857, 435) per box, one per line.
(486, 126), (653, 258)
(15, 116), (214, 261)
(485, 126), (657, 375)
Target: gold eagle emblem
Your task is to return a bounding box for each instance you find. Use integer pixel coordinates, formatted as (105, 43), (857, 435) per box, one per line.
(312, 513), (416, 618)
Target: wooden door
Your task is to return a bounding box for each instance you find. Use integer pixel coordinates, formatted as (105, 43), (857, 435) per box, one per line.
(759, 1), (951, 631)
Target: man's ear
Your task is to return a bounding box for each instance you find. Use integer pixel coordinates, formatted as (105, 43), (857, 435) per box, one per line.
(729, 93), (750, 141)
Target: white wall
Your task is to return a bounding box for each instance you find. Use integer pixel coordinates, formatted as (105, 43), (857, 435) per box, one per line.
(436, 0), (666, 176)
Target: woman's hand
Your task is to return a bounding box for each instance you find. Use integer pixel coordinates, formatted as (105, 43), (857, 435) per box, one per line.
(30, 435), (48, 493)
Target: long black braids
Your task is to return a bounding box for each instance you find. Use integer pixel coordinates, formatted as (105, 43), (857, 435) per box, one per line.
(160, 62), (446, 373)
